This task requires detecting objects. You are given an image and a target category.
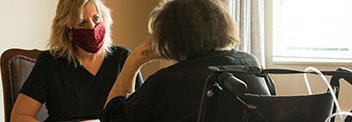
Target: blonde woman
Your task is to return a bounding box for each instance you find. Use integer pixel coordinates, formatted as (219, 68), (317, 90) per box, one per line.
(11, 0), (142, 122)
(101, 0), (269, 122)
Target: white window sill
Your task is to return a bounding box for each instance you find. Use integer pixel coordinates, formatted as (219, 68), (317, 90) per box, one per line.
(272, 56), (352, 65)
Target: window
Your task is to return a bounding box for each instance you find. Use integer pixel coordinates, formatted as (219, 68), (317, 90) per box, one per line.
(272, 0), (352, 63)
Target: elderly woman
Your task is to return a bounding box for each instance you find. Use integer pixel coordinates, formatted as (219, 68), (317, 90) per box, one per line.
(101, 0), (269, 122)
(11, 0), (142, 122)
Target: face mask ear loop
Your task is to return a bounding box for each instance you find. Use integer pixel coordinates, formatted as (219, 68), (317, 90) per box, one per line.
(324, 111), (352, 122)
(304, 67), (343, 122)
(303, 69), (313, 95)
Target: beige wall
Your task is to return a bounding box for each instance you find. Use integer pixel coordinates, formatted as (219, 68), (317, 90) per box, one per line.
(264, 0), (352, 112)
(0, 0), (57, 121)
(105, 0), (164, 79)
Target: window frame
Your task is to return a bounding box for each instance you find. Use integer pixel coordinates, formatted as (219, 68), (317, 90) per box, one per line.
(267, 0), (352, 65)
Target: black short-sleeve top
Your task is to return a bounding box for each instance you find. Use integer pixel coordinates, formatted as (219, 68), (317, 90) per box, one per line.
(19, 46), (143, 121)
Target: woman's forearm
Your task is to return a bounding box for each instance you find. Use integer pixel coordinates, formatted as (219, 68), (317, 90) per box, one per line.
(105, 36), (158, 106)
(105, 57), (141, 105)
(11, 94), (42, 122)
(11, 114), (40, 122)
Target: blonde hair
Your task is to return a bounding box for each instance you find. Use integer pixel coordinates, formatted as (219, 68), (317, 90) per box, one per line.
(48, 0), (113, 66)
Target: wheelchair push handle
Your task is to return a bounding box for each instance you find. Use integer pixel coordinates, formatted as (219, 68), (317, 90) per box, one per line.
(336, 67), (352, 86)
(217, 72), (248, 97)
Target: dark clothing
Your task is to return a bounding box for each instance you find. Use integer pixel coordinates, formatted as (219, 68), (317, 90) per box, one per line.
(100, 49), (270, 122)
(20, 46), (143, 121)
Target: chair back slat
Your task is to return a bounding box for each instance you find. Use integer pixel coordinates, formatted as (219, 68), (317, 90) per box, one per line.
(1, 48), (47, 122)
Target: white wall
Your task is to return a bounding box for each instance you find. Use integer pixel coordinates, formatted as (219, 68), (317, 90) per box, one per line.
(0, 0), (58, 121)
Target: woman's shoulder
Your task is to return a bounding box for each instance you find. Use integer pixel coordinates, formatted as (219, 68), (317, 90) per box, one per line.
(231, 50), (257, 60)
(144, 68), (168, 82)
(36, 51), (68, 67)
(107, 45), (132, 57)
(37, 51), (55, 62)
(110, 45), (132, 54)
(229, 50), (261, 66)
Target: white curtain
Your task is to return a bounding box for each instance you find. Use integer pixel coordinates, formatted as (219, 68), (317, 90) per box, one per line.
(228, 0), (265, 66)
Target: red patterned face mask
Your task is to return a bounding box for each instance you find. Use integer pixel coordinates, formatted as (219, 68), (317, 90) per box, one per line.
(71, 22), (106, 53)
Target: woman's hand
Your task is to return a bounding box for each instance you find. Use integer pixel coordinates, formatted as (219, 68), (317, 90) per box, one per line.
(128, 35), (161, 67)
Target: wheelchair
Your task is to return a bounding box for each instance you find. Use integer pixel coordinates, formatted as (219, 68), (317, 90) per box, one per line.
(197, 65), (352, 122)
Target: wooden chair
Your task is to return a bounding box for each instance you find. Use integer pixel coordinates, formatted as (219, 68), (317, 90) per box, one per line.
(1, 48), (48, 122)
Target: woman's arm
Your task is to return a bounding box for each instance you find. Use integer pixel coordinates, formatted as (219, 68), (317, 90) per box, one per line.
(11, 93), (42, 122)
(105, 36), (158, 106)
